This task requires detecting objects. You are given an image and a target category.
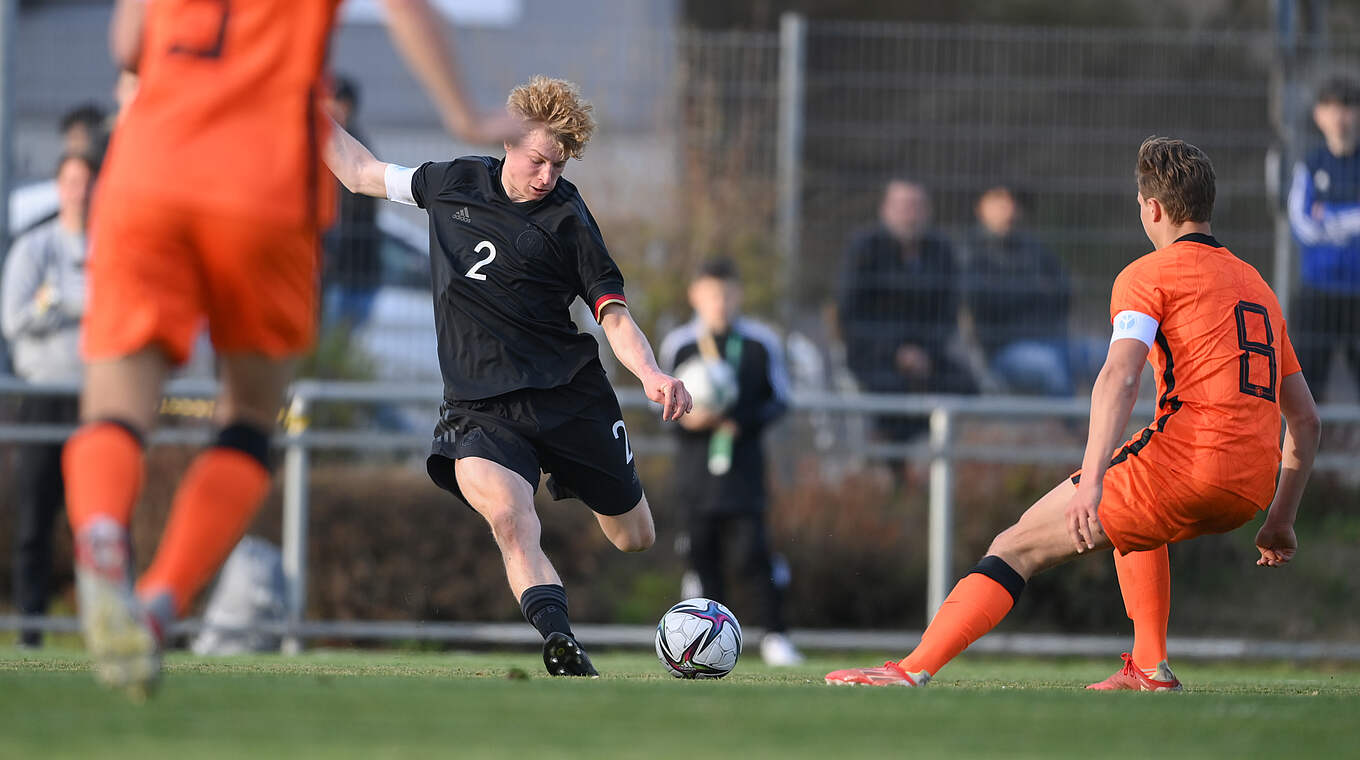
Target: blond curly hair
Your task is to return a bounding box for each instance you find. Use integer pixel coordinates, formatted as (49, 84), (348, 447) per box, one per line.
(506, 76), (596, 160)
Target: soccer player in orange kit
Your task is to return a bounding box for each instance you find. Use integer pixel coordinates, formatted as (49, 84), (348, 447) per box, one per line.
(66, 0), (515, 697)
(826, 137), (1320, 690)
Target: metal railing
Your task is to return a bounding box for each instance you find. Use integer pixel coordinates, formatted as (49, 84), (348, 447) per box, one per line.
(3, 376), (1358, 653)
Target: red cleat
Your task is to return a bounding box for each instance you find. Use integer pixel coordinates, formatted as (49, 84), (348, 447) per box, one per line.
(1086, 653), (1183, 692)
(825, 661), (930, 687)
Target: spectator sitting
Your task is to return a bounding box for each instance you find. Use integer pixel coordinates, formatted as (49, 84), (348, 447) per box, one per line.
(961, 185), (1078, 396)
(322, 75), (382, 332)
(836, 178), (977, 441)
(1, 152), (97, 647)
(1288, 75), (1360, 397)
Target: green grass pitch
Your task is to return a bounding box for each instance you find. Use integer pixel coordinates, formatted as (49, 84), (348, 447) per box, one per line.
(2, 648), (1356, 758)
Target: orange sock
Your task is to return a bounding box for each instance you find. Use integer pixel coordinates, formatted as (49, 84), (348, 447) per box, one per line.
(136, 447), (271, 616)
(1113, 545), (1170, 668)
(901, 557), (1023, 676)
(63, 422), (145, 535)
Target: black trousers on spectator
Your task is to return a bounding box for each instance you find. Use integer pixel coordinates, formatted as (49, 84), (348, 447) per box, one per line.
(1292, 288), (1360, 396)
(687, 509), (787, 634)
(871, 356), (979, 443)
(11, 395), (78, 646)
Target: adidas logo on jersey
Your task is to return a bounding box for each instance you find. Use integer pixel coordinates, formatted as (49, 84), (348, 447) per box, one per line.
(453, 207), (472, 223)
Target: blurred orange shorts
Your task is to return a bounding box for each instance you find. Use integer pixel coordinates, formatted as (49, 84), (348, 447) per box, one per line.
(83, 194), (319, 365)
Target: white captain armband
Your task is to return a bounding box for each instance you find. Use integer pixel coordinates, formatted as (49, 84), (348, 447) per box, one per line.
(1110, 310), (1159, 348)
(384, 164), (417, 206)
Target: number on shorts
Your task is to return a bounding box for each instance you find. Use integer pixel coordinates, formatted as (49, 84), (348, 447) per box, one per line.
(168, 0), (231, 59)
(613, 420), (634, 464)
(465, 240), (496, 281)
(1234, 300), (1277, 402)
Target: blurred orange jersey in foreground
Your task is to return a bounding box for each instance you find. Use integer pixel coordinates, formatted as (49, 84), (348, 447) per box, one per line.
(100, 0), (341, 229)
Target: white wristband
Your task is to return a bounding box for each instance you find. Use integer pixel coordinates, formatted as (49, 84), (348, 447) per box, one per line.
(384, 164), (417, 206)
(1110, 309), (1159, 348)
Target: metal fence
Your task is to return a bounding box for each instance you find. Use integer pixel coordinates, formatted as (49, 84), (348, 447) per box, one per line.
(7, 10), (1359, 395)
(2, 8), (1360, 653)
(680, 20), (1360, 404)
(2, 377), (1359, 654)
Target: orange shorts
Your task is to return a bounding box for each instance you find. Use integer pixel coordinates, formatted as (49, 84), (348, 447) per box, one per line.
(1072, 453), (1265, 555)
(84, 193), (319, 365)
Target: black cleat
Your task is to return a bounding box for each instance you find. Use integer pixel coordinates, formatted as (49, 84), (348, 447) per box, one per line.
(542, 632), (599, 677)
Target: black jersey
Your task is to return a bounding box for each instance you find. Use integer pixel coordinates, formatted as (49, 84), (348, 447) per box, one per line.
(658, 317), (791, 514)
(411, 157), (627, 401)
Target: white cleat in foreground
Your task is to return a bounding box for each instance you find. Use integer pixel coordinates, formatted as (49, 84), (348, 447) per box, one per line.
(74, 518), (162, 700)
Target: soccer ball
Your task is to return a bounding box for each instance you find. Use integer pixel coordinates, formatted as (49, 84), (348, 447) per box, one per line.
(655, 597), (742, 679)
(673, 356), (738, 414)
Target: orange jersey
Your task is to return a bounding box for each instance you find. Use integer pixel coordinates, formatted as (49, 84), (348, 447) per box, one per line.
(99, 0), (340, 228)
(1108, 232), (1301, 507)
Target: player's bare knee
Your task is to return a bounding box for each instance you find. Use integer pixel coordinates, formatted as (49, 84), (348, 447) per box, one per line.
(607, 497), (655, 552)
(216, 385), (289, 431)
(217, 353), (295, 429)
(986, 529), (1040, 578)
(612, 535), (651, 553)
(485, 508), (539, 552)
(214, 399), (277, 431)
(614, 522), (654, 553)
(986, 527), (1018, 560)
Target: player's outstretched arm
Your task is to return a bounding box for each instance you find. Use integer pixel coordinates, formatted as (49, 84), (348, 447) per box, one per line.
(1256, 372), (1321, 568)
(380, 0), (521, 144)
(322, 116), (391, 199)
(599, 303), (693, 422)
(1066, 338), (1148, 552)
(109, 0), (145, 71)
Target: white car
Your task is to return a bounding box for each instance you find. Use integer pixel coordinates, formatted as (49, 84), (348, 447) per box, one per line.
(353, 209), (441, 383)
(6, 184), (441, 385)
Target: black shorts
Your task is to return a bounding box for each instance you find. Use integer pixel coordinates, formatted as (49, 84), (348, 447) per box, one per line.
(426, 360), (644, 516)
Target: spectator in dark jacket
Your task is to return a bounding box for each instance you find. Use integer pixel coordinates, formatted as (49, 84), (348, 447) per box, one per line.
(836, 179), (976, 440)
(658, 257), (803, 666)
(962, 185), (1077, 396)
(322, 75), (382, 331)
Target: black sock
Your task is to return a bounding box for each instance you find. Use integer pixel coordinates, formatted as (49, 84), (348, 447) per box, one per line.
(520, 584), (573, 640)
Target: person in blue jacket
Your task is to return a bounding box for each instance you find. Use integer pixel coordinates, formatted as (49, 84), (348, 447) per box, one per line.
(1288, 76), (1360, 394)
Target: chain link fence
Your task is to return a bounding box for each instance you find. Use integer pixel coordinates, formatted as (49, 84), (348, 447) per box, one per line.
(678, 22), (1360, 403)
(2, 6), (1358, 638)
(7, 9), (1356, 401)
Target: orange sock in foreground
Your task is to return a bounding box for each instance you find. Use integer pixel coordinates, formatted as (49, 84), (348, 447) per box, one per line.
(63, 421), (146, 535)
(136, 425), (272, 617)
(1113, 545), (1170, 669)
(900, 556), (1026, 676)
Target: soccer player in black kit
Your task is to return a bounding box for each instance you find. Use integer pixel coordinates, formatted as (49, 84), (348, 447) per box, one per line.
(324, 76), (692, 676)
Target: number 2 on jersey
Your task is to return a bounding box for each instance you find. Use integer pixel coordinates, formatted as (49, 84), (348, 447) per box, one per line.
(1234, 301), (1277, 402)
(465, 241), (496, 281)
(613, 420), (634, 464)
